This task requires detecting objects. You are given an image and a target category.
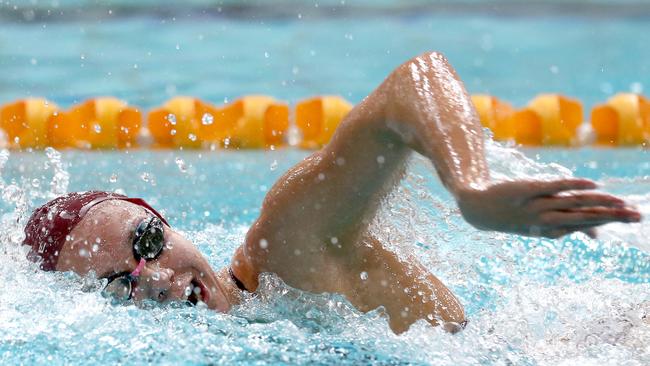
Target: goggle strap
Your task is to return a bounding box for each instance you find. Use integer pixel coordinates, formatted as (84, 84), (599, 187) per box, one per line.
(131, 258), (146, 277)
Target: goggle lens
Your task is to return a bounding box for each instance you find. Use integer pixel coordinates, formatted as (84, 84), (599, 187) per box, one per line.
(133, 217), (164, 261)
(101, 276), (133, 302)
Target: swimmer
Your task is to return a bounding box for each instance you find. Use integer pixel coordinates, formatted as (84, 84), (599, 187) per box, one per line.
(21, 52), (641, 334)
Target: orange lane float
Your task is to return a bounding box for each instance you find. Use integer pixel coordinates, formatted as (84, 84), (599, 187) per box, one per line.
(591, 93), (650, 146)
(148, 96), (289, 149)
(295, 96), (353, 149)
(508, 94), (583, 146)
(0, 98), (59, 148)
(50, 97), (142, 149)
(471, 95), (516, 141)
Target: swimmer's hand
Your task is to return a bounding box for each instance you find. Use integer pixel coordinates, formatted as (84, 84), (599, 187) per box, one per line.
(456, 178), (641, 238)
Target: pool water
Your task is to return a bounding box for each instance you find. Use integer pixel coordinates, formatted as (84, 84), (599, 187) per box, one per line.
(2, 1), (650, 365)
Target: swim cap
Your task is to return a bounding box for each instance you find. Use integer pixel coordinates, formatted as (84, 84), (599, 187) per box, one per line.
(22, 191), (169, 271)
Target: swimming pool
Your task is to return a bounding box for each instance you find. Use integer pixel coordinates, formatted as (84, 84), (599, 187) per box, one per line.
(2, 1), (650, 365)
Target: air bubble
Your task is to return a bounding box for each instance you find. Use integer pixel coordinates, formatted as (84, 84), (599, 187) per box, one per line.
(109, 174), (118, 183)
(151, 272), (160, 281)
(93, 124), (102, 133)
(259, 239), (268, 249)
(270, 160), (278, 171)
(360, 271), (368, 280)
(167, 114), (177, 125)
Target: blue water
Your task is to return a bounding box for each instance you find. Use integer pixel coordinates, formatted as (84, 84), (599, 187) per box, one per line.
(2, 2), (650, 365)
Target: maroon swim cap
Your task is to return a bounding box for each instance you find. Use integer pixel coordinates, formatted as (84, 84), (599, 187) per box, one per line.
(22, 191), (169, 271)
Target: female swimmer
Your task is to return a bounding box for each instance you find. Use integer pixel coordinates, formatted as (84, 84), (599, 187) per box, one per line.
(21, 52), (641, 333)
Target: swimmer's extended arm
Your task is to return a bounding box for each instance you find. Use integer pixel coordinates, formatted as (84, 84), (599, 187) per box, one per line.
(234, 52), (640, 332)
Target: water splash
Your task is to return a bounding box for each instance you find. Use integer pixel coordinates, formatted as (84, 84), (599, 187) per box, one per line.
(1, 146), (650, 365)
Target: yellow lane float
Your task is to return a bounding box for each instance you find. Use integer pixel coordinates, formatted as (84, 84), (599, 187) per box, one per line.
(471, 95), (515, 141)
(295, 96), (353, 149)
(50, 97), (142, 149)
(148, 97), (206, 148)
(508, 94), (583, 146)
(148, 96), (289, 149)
(591, 93), (650, 146)
(213, 96), (289, 149)
(0, 98), (59, 148)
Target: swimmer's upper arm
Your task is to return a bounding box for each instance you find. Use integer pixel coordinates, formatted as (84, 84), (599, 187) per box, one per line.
(233, 51), (488, 292)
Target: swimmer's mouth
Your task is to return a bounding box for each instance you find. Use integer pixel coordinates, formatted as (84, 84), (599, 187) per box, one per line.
(186, 279), (208, 306)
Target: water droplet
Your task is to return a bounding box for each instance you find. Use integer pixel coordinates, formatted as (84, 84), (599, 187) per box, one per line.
(264, 51), (270, 58)
(317, 173), (325, 181)
(188, 133), (197, 142)
(93, 124), (102, 133)
(140, 172), (150, 182)
(259, 239), (268, 249)
(376, 155), (385, 164)
(165, 242), (174, 250)
(151, 272), (160, 281)
(170, 129), (177, 136)
(201, 113), (214, 125)
(270, 160), (278, 171)
(31, 178), (40, 188)
(166, 114), (177, 125)
(92, 244), (99, 252)
(175, 157), (187, 173)
(330, 237), (339, 245)
(360, 271), (368, 280)
(109, 173), (118, 183)
(184, 286), (192, 296)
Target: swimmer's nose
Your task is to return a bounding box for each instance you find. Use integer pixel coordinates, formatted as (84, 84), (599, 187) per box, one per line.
(134, 267), (175, 302)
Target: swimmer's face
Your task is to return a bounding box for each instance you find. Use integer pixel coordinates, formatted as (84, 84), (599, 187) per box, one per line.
(55, 200), (230, 312)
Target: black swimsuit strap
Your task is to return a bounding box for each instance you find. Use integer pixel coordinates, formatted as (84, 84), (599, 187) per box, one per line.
(228, 267), (248, 292)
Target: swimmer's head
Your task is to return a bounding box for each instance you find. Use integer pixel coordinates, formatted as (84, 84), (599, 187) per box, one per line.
(22, 191), (230, 312)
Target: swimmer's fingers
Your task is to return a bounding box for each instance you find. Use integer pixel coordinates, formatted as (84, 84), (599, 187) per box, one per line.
(531, 192), (626, 212)
(529, 178), (597, 197)
(543, 226), (598, 239)
(540, 207), (641, 227)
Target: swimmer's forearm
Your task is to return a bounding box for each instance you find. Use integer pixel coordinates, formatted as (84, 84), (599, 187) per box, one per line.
(376, 52), (490, 196)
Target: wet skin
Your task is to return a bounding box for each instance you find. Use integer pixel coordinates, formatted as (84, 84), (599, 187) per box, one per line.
(55, 52), (641, 334)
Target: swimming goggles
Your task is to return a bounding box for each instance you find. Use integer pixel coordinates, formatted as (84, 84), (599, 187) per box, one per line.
(101, 216), (165, 301)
